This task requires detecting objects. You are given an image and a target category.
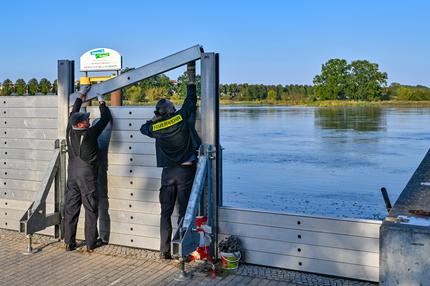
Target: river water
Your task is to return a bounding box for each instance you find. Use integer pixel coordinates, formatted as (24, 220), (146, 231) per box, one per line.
(220, 106), (430, 220)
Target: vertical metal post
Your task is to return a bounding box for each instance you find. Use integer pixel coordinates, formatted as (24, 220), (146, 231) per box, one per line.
(54, 140), (60, 239)
(200, 53), (220, 259)
(57, 60), (74, 239)
(215, 54), (222, 207)
(58, 60), (74, 135)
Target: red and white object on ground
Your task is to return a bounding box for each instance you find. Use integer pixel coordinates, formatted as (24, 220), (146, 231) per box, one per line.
(189, 216), (216, 278)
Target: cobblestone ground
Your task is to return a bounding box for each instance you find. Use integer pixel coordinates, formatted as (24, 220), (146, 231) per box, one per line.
(0, 229), (377, 286)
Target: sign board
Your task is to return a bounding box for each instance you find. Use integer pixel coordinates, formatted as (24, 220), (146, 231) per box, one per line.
(80, 48), (122, 72)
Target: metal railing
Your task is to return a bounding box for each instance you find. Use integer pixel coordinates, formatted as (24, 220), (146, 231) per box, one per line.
(171, 144), (216, 280)
(19, 139), (66, 254)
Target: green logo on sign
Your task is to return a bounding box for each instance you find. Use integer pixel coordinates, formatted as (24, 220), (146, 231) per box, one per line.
(95, 52), (110, 59)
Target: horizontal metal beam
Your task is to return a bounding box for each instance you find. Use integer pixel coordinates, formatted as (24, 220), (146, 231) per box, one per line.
(243, 250), (378, 282)
(219, 221), (379, 253)
(100, 142), (156, 155)
(1, 118), (58, 129)
(1, 138), (56, 150)
(1, 159), (49, 171)
(0, 96), (57, 108)
(107, 165), (161, 179)
(0, 149), (55, 161)
(218, 234), (379, 267)
(0, 128), (58, 140)
(70, 45), (203, 104)
(218, 207), (381, 238)
(0, 108), (57, 118)
(87, 106), (202, 120)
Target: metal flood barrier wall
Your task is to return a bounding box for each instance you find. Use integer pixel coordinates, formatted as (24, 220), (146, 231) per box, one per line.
(218, 207), (381, 282)
(0, 96), (58, 235)
(0, 97), (198, 248)
(82, 105), (202, 249)
(0, 95), (381, 282)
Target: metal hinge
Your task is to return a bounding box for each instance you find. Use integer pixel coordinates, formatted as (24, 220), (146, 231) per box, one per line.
(60, 139), (68, 153)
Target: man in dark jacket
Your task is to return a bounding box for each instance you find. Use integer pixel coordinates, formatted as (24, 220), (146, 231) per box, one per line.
(64, 87), (112, 252)
(140, 62), (201, 259)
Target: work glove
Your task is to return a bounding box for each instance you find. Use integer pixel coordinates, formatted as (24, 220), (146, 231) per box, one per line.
(187, 62), (196, 85)
(79, 85), (91, 96)
(97, 93), (105, 103)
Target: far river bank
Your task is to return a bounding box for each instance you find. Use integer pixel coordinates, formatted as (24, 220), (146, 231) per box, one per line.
(119, 99), (430, 108)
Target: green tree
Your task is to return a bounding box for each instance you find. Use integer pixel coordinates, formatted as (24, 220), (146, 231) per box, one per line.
(392, 85), (430, 101)
(267, 89), (277, 103)
(287, 84), (307, 101)
(28, 78), (39, 95)
(1, 79), (14, 95)
(275, 85), (285, 101)
(313, 59), (350, 100)
(228, 83), (239, 99)
(238, 84), (249, 101)
(52, 79), (58, 94)
(174, 72), (200, 100)
(144, 87), (169, 102)
(39, 78), (52, 95)
(15, 79), (26, 95)
(126, 85), (144, 103)
(348, 60), (387, 100)
(313, 59), (387, 101)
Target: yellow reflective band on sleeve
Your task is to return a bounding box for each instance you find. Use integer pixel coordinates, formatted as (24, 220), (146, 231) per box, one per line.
(152, 114), (183, 131)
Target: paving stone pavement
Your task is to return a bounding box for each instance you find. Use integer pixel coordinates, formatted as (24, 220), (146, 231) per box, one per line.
(0, 229), (377, 286)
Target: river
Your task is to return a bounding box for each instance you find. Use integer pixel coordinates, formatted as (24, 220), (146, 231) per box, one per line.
(220, 106), (430, 220)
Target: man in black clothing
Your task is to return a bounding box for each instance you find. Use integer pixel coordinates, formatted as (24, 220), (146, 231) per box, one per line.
(140, 62), (201, 259)
(64, 87), (112, 252)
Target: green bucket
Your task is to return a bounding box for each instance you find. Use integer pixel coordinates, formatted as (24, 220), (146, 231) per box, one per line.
(220, 251), (241, 270)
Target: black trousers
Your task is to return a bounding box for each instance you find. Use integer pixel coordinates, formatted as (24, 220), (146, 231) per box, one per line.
(160, 164), (197, 254)
(64, 160), (99, 249)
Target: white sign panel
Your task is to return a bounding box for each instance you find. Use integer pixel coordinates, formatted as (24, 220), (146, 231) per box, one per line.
(80, 48), (122, 72)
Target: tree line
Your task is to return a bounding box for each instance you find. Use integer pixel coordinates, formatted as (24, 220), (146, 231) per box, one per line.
(1, 59), (430, 102)
(0, 78), (57, 95)
(119, 70), (201, 103)
(387, 83), (430, 101)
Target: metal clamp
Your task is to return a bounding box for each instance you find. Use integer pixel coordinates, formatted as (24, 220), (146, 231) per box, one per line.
(199, 144), (216, 160)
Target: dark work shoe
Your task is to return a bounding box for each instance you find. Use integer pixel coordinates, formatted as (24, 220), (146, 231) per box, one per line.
(65, 243), (76, 251)
(159, 252), (172, 260)
(86, 238), (106, 252)
(95, 238), (106, 247)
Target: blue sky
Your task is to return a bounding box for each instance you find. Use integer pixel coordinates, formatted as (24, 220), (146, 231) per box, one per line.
(0, 0), (429, 86)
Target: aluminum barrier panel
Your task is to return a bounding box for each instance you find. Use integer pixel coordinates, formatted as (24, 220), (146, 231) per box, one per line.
(0, 96), (58, 235)
(218, 207), (381, 282)
(72, 106), (202, 250)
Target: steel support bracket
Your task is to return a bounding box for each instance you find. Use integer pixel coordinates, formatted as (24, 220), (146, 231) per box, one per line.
(171, 153), (209, 258)
(19, 140), (62, 236)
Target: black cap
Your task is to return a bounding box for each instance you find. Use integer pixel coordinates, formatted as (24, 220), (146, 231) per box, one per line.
(155, 99), (176, 116)
(70, 112), (90, 126)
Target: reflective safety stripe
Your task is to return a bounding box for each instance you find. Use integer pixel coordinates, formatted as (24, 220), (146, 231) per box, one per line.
(152, 114), (183, 131)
